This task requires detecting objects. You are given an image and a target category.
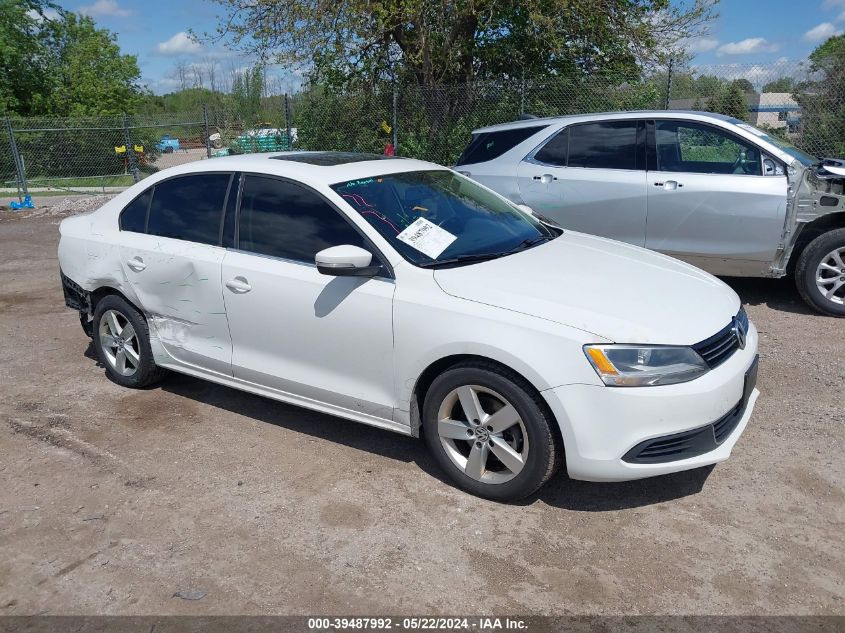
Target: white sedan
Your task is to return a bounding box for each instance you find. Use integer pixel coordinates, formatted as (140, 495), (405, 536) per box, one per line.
(58, 152), (759, 501)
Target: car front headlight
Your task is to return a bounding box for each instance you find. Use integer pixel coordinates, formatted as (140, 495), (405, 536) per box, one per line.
(583, 345), (709, 387)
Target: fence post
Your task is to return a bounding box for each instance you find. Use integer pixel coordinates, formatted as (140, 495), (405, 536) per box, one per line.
(520, 67), (526, 117)
(5, 116), (28, 202)
(122, 113), (140, 183)
(664, 57), (674, 110)
(284, 94), (292, 150)
(202, 103), (212, 159)
(392, 83), (398, 153)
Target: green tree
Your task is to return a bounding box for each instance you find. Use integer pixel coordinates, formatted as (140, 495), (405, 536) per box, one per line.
(0, 4), (141, 116)
(0, 0), (57, 115)
(40, 13), (141, 116)
(762, 76), (794, 93)
(665, 71), (727, 103)
(137, 87), (230, 114)
(793, 35), (845, 157)
(730, 78), (754, 93)
(207, 0), (717, 89)
(707, 82), (747, 120)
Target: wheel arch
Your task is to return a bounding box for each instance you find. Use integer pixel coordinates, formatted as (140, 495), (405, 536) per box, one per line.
(90, 285), (144, 316)
(787, 211), (845, 274)
(409, 354), (563, 450)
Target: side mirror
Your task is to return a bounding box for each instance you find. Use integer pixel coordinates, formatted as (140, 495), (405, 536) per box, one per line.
(315, 245), (381, 277)
(516, 204), (534, 216)
(762, 158), (776, 176)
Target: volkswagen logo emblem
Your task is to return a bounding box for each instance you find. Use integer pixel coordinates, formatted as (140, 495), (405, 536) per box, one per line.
(732, 317), (747, 350)
(474, 426), (490, 442)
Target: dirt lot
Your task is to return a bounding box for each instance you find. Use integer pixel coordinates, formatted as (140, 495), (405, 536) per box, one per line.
(0, 202), (842, 616)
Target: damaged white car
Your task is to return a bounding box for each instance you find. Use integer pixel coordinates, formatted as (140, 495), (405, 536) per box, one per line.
(457, 111), (845, 316)
(58, 152), (759, 501)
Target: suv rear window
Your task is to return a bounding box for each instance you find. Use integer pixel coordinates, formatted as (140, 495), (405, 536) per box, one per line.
(456, 125), (548, 166)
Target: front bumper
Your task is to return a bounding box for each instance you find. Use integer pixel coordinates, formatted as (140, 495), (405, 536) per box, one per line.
(543, 322), (760, 482)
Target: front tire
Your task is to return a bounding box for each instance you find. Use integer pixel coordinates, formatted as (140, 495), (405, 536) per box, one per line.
(795, 228), (845, 317)
(422, 362), (563, 501)
(92, 295), (165, 388)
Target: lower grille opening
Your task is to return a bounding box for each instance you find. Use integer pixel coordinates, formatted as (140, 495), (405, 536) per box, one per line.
(622, 398), (745, 465)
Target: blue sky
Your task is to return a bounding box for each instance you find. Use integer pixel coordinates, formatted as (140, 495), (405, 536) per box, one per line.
(49, 0), (845, 94)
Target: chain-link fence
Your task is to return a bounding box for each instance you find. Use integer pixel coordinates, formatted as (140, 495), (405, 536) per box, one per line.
(3, 58), (842, 201)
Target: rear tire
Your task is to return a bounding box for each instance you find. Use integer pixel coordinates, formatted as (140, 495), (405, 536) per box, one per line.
(795, 229), (845, 317)
(422, 362), (563, 501)
(92, 295), (166, 388)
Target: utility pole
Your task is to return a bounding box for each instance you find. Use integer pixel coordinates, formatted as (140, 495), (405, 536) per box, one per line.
(664, 57), (674, 110)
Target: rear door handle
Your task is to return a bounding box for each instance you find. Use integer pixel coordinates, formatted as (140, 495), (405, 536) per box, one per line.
(225, 276), (251, 293)
(126, 256), (146, 272)
(654, 180), (683, 190)
(533, 173), (557, 184)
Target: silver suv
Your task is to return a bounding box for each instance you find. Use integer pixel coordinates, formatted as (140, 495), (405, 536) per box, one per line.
(456, 111), (845, 316)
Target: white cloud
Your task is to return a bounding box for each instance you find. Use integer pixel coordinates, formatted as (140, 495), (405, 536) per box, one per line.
(155, 32), (202, 56)
(823, 0), (845, 8)
(79, 0), (132, 17)
(716, 37), (780, 56)
(684, 37), (720, 54)
(837, 10), (845, 22)
(803, 22), (841, 42)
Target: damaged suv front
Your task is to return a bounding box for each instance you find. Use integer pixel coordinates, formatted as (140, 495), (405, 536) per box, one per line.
(774, 146), (845, 315)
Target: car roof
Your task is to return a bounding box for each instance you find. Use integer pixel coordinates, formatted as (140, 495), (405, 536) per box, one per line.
(473, 110), (737, 134)
(147, 151), (443, 186)
(468, 110), (797, 165)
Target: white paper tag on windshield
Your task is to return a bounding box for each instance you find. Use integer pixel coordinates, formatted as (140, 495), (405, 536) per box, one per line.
(396, 217), (457, 259)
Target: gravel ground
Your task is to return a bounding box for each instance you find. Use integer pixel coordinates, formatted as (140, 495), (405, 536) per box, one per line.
(0, 198), (842, 616)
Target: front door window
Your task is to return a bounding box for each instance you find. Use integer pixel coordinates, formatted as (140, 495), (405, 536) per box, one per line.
(655, 121), (762, 176)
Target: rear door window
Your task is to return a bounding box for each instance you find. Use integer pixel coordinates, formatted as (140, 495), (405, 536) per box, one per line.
(147, 173), (232, 245)
(533, 128), (569, 166)
(566, 121), (640, 170)
(119, 189), (151, 233)
(456, 125), (548, 165)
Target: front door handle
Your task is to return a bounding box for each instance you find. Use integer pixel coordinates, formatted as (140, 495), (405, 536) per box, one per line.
(126, 256), (146, 272)
(225, 276), (252, 293)
(654, 180), (683, 190)
(533, 173), (557, 184)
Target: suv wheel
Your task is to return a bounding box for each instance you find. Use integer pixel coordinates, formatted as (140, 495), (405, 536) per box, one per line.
(795, 228), (845, 317)
(92, 295), (166, 388)
(422, 362), (563, 501)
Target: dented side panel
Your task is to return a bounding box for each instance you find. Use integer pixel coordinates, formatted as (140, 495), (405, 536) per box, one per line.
(117, 233), (232, 376)
(58, 213), (144, 307)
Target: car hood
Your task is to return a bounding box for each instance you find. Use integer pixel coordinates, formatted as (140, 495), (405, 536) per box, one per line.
(433, 231), (740, 345)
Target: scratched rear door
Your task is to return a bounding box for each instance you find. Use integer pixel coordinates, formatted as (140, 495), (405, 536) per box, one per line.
(117, 172), (234, 376)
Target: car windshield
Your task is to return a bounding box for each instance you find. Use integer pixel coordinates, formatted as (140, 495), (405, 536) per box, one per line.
(331, 170), (557, 267)
(733, 121), (816, 166)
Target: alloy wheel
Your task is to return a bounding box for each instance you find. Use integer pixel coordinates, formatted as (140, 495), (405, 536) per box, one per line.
(436, 385), (529, 484)
(815, 246), (845, 306)
(99, 309), (141, 377)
